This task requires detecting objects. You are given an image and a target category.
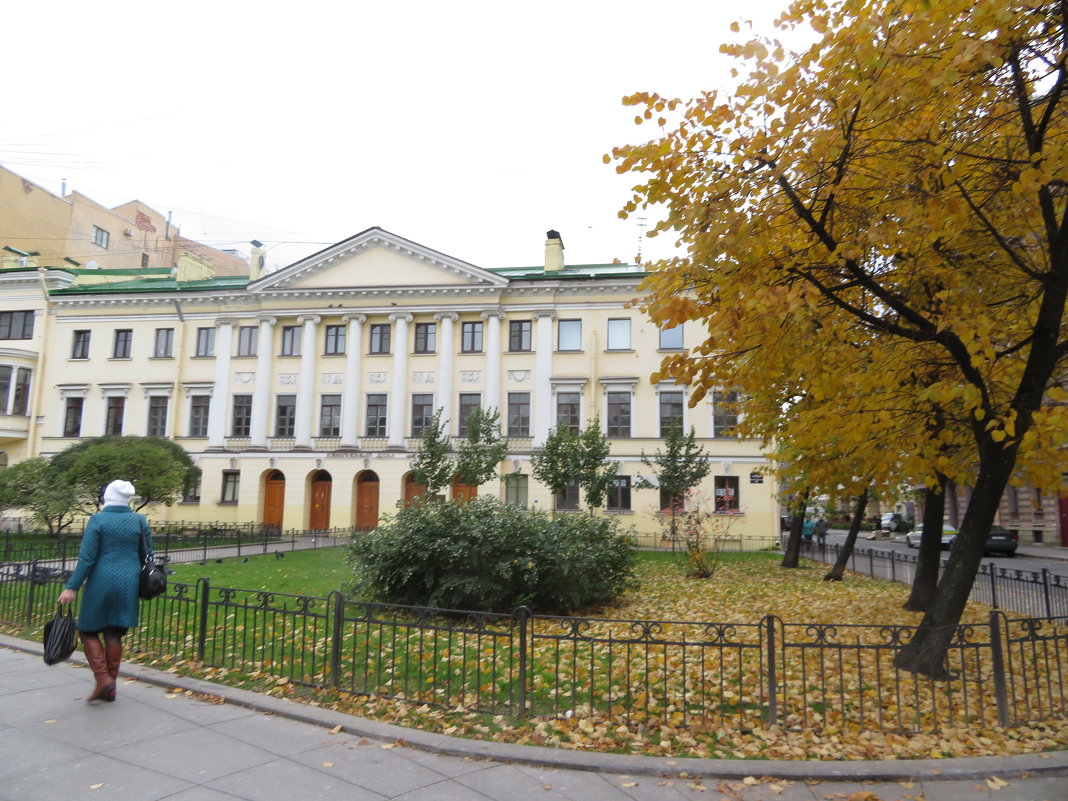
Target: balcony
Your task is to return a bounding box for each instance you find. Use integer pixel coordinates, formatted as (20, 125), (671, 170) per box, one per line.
(0, 413), (30, 444)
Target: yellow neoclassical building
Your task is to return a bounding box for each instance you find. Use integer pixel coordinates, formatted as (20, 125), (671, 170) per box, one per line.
(0, 227), (779, 541)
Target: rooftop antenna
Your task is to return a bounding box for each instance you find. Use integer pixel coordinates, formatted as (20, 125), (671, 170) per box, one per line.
(635, 216), (647, 264)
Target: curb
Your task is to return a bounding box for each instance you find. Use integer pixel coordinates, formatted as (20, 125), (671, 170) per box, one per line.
(4, 633), (1067, 783)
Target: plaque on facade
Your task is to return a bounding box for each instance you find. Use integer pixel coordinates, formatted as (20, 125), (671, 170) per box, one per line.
(367, 372), (388, 384)
(234, 372), (254, 384)
(508, 370), (531, 383)
(321, 373), (343, 385)
(412, 371), (435, 384)
(460, 370), (482, 383)
(279, 374), (298, 385)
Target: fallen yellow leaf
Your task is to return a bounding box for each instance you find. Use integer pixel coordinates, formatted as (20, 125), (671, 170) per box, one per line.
(328, 725), (342, 734)
(987, 777), (1009, 790)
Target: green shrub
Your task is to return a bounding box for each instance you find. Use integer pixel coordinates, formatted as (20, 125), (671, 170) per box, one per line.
(346, 496), (636, 614)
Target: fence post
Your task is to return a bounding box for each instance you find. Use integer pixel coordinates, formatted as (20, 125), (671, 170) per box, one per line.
(25, 560), (38, 626)
(1042, 569), (1053, 619)
(764, 615), (778, 726)
(890, 549), (896, 583)
(989, 566), (999, 610)
(330, 591), (344, 689)
(514, 606), (530, 717)
(196, 578), (210, 663)
(988, 611), (1010, 727)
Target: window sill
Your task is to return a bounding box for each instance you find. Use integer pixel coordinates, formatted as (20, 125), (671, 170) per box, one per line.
(179, 500), (201, 505)
(412, 351), (436, 357)
(606, 509), (634, 515)
(191, 355), (215, 359)
(69, 357), (89, 361)
(555, 349), (584, 354)
(322, 352), (345, 358)
(108, 357), (132, 361)
(367, 352), (392, 357)
(233, 354), (256, 360)
(605, 349), (634, 353)
(218, 501), (238, 506)
(149, 356), (174, 360)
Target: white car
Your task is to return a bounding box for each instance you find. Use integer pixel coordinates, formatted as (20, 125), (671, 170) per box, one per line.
(904, 524), (958, 549)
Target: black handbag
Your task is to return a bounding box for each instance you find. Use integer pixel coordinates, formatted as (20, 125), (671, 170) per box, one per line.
(43, 605), (78, 665)
(138, 518), (167, 600)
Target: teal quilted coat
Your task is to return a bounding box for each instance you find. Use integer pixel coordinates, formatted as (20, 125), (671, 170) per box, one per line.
(65, 506), (154, 632)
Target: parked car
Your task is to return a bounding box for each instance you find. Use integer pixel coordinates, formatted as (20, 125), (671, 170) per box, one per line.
(880, 513), (911, 533)
(904, 523), (958, 549)
(948, 526), (1018, 557)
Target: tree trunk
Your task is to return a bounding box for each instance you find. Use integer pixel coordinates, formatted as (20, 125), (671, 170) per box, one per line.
(824, 486), (869, 581)
(893, 454), (1013, 678)
(780, 488), (809, 568)
(903, 477), (947, 612)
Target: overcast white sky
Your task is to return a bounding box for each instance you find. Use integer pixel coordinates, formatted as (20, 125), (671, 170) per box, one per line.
(2, 0), (789, 272)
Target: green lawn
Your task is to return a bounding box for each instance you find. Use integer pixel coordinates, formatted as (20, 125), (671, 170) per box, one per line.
(169, 547), (353, 597)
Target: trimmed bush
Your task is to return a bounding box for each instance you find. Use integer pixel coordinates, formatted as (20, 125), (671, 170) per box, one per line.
(346, 496), (636, 614)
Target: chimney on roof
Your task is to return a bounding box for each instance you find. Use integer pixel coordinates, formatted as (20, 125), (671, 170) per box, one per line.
(249, 240), (266, 280)
(544, 230), (564, 272)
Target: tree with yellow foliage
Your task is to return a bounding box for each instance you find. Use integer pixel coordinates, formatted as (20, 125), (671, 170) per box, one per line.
(613, 0), (1068, 676)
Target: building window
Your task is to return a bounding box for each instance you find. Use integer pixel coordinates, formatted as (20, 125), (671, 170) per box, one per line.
(220, 471), (240, 504)
(715, 475), (740, 513)
(558, 319), (582, 351)
(195, 327), (215, 357)
(607, 476), (632, 512)
(147, 396), (169, 437)
(607, 318), (632, 350)
(112, 329), (132, 359)
(231, 394), (253, 437)
(324, 324), (345, 355)
(659, 324), (683, 350)
(712, 390), (739, 437)
(557, 391), (581, 433)
(280, 325), (301, 356)
(154, 328), (174, 358)
(236, 326), (258, 357)
(91, 225), (110, 249)
(411, 393), (434, 436)
(141, 253), (150, 268)
(71, 330), (91, 359)
(458, 393), (480, 436)
(505, 474), (528, 508)
(659, 391), (684, 437)
(555, 481), (580, 511)
(188, 395), (210, 437)
(509, 320), (532, 352)
(365, 394), (387, 437)
(606, 391), (631, 438)
(319, 394), (341, 437)
(104, 396), (125, 436)
(183, 474), (201, 503)
(9, 368), (29, 415)
(461, 321), (483, 353)
(275, 394), (296, 437)
(507, 392), (530, 437)
(63, 397), (84, 437)
(369, 323), (391, 354)
(660, 487), (684, 513)
(414, 322), (436, 354)
(0, 310), (34, 340)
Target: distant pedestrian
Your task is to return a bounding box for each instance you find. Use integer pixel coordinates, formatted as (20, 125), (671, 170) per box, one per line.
(58, 480), (152, 703)
(814, 516), (829, 545)
(802, 517), (815, 545)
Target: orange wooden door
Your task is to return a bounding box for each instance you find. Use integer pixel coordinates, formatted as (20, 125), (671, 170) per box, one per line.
(403, 473), (427, 507)
(310, 474), (332, 530)
(356, 472), (380, 530)
(263, 471), (285, 530)
(451, 479), (477, 503)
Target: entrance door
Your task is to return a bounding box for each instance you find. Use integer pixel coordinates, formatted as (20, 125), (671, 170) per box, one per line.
(451, 477), (477, 503)
(309, 471), (332, 530)
(356, 471), (380, 530)
(263, 470), (285, 531)
(403, 473), (427, 507)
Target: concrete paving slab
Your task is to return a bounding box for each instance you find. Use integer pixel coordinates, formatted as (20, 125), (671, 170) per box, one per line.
(0, 752), (193, 801)
(205, 756), (386, 801)
(106, 726), (277, 784)
(290, 738), (457, 796)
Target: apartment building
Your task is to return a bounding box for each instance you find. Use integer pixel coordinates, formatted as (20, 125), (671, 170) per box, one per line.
(0, 227), (779, 540)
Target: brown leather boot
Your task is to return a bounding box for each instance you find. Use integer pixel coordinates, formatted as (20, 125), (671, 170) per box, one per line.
(80, 634), (115, 702)
(103, 636), (123, 702)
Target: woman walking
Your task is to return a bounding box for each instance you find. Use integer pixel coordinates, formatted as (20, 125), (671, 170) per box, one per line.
(58, 480), (153, 702)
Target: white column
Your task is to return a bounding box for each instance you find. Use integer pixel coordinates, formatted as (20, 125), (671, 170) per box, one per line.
(248, 316), (276, 450)
(532, 312), (554, 446)
(339, 314), (366, 449)
(436, 313), (457, 433)
(483, 311), (503, 418)
(387, 313), (412, 449)
(293, 314), (320, 450)
(206, 319), (235, 450)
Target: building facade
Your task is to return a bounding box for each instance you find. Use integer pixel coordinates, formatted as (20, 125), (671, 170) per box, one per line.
(0, 227), (779, 542)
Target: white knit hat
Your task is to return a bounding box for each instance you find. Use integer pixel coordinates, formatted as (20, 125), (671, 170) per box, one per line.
(102, 479), (136, 507)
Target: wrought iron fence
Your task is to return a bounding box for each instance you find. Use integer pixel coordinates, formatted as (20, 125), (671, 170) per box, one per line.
(3, 573), (1066, 735)
(805, 542), (1068, 618)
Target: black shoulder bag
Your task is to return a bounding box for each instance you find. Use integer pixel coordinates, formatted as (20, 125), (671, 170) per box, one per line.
(138, 517), (167, 600)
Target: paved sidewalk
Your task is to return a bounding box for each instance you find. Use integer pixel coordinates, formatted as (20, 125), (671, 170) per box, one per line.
(2, 636), (1065, 801)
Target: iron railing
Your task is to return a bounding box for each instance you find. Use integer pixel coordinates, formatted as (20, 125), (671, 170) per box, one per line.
(3, 573), (1066, 735)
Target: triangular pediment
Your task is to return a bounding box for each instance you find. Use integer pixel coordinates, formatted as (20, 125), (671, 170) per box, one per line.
(249, 227), (508, 292)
